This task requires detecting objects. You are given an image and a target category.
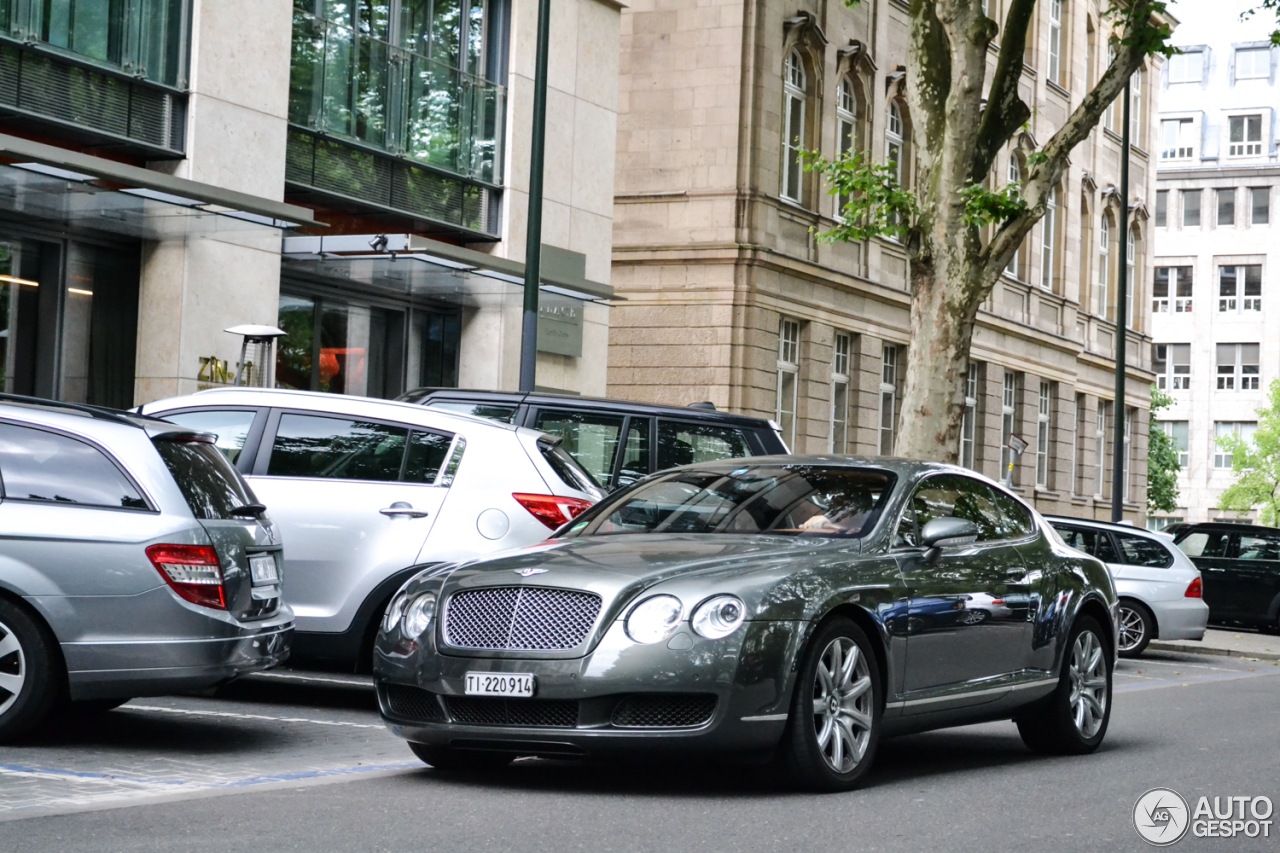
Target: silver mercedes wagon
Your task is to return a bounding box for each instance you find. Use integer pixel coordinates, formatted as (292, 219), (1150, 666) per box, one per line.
(0, 396), (293, 741)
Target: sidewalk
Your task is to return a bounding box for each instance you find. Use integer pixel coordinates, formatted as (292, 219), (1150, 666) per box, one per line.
(1150, 627), (1280, 661)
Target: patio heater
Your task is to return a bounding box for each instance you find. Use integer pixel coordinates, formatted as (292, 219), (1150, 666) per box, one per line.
(225, 325), (287, 388)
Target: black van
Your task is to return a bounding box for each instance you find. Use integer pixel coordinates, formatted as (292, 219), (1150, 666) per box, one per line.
(399, 389), (789, 491)
(1165, 521), (1280, 629)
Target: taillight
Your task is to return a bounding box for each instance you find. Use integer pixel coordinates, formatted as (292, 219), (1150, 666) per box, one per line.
(512, 493), (595, 530)
(1185, 577), (1203, 598)
(146, 544), (226, 610)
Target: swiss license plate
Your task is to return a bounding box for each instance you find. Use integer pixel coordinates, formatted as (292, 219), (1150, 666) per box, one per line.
(249, 553), (279, 586)
(465, 672), (535, 698)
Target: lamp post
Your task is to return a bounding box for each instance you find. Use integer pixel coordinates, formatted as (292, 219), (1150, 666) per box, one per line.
(518, 0), (553, 393)
(1112, 79), (1131, 523)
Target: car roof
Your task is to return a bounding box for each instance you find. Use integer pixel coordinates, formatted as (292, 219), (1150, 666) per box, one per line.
(405, 388), (777, 427)
(665, 454), (982, 480)
(1164, 521), (1278, 534)
(1044, 515), (1166, 539)
(0, 394), (199, 438)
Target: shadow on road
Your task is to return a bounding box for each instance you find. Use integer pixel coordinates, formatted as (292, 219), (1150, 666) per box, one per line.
(11, 710), (277, 756)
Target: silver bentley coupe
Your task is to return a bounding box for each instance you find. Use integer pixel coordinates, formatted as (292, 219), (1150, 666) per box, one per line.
(373, 458), (1118, 791)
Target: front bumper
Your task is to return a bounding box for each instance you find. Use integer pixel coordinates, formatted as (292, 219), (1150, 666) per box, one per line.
(374, 619), (804, 758)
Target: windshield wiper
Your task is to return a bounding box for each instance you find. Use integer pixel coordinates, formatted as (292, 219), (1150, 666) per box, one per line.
(229, 503), (268, 518)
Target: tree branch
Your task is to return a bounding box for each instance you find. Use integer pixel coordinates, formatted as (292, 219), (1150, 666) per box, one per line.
(969, 0), (1035, 183)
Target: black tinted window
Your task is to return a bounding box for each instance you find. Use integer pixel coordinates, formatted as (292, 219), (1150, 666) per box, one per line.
(1178, 531), (1231, 558)
(1114, 532), (1174, 567)
(160, 410), (257, 464)
(268, 414), (407, 481)
(403, 430), (453, 483)
(1236, 534), (1280, 561)
(990, 489), (1035, 539)
(617, 419), (652, 489)
(154, 437), (257, 520)
(569, 465), (894, 538)
(657, 421), (750, 469)
(897, 475), (1005, 545)
(0, 423), (146, 510)
(1054, 526), (1120, 563)
(533, 409), (624, 487)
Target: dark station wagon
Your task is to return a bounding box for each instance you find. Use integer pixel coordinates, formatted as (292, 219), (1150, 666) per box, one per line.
(1165, 522), (1280, 630)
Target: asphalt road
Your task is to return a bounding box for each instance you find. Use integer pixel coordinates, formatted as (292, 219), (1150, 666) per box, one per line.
(2, 651), (1278, 853)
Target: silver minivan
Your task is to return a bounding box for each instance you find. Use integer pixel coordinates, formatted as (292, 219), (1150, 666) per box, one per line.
(142, 388), (602, 670)
(0, 397), (293, 741)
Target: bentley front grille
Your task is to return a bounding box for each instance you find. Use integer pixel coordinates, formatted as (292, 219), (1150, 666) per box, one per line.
(443, 587), (602, 651)
(611, 694), (718, 728)
(382, 684), (445, 722)
(444, 696), (580, 728)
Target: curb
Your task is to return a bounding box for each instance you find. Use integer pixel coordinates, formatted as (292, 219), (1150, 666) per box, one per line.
(1148, 641), (1280, 662)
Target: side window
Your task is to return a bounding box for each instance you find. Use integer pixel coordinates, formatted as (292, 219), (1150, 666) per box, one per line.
(1114, 532), (1174, 567)
(159, 410), (258, 464)
(532, 409), (625, 488)
(267, 414), (408, 482)
(1236, 534), (1280, 561)
(617, 419), (652, 489)
(0, 423), (147, 510)
(988, 488), (1034, 539)
(403, 430), (454, 484)
(657, 421), (750, 469)
(895, 474), (1003, 546)
(1054, 526), (1092, 552)
(1177, 531), (1230, 558)
(427, 401), (518, 424)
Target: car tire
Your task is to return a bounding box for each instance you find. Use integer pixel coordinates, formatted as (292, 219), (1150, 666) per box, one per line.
(777, 616), (882, 792)
(408, 742), (513, 772)
(0, 598), (61, 744)
(1116, 600), (1154, 658)
(1016, 615), (1112, 755)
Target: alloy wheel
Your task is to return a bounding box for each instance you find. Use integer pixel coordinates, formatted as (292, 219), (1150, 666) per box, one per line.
(1067, 629), (1107, 738)
(810, 636), (874, 773)
(0, 619), (26, 716)
(1116, 605), (1146, 653)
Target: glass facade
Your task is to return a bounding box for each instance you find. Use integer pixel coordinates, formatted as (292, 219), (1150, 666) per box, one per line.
(0, 0), (190, 87)
(289, 0), (506, 187)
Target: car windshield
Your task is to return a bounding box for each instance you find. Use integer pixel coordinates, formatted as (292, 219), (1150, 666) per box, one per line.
(562, 465), (895, 538)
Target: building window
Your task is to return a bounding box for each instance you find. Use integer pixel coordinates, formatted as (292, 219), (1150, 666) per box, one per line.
(1160, 118), (1195, 160)
(1126, 227), (1137, 327)
(1214, 421), (1257, 469)
(1005, 157), (1022, 277)
(290, 0), (507, 186)
(1048, 0), (1064, 86)
(1094, 402), (1107, 498)
(879, 345), (899, 455)
(1123, 407), (1134, 502)
(782, 50), (807, 202)
(1041, 186), (1058, 291)
(776, 318), (800, 447)
(1168, 50), (1204, 83)
(1161, 421), (1189, 468)
(1036, 381), (1053, 488)
(1104, 44), (1117, 131)
(961, 362), (979, 470)
(1216, 343), (1260, 391)
(1228, 115), (1264, 158)
(1000, 371), (1019, 485)
(1097, 216), (1110, 317)
(1153, 266), (1193, 313)
(1072, 392), (1086, 495)
(831, 332), (851, 453)
(1235, 47), (1271, 80)
(1130, 68), (1143, 145)
(1219, 265), (1262, 313)
(1154, 343), (1191, 391)
(1250, 187), (1270, 225)
(1183, 190), (1201, 227)
(886, 101), (905, 185)
(1155, 190), (1168, 227)
(836, 77), (857, 217)
(1148, 516), (1184, 532)
(1218, 188), (1236, 226)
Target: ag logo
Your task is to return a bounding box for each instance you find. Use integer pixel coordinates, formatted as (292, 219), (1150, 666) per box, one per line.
(1134, 788), (1191, 846)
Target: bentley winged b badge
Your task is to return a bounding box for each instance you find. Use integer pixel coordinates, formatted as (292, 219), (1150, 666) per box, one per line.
(514, 568), (549, 577)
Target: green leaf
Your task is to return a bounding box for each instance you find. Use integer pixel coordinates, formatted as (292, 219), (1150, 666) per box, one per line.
(1215, 377), (1280, 524)
(800, 148), (919, 243)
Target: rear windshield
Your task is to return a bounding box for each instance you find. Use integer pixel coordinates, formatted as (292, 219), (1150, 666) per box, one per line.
(154, 436), (258, 520)
(539, 439), (601, 494)
(563, 465), (895, 538)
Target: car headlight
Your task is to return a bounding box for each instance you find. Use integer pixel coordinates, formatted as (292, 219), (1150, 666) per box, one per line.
(691, 595), (746, 639)
(402, 593), (437, 638)
(625, 595), (683, 644)
(383, 591), (411, 633)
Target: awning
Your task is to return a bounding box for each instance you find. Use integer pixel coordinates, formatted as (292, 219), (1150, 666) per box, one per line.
(0, 131), (321, 237)
(281, 233), (616, 303)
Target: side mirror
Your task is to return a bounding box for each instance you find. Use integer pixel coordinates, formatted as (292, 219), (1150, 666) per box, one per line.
(920, 517), (979, 565)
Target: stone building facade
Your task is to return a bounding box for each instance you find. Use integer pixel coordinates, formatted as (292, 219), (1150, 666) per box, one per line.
(609, 0), (1163, 521)
(1151, 0), (1279, 526)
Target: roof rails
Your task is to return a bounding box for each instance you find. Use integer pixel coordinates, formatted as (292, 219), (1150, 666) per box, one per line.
(0, 393), (149, 427)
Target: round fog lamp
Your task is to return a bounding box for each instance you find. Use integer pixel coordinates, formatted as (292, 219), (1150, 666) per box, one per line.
(402, 593), (437, 638)
(691, 595), (746, 639)
(383, 591), (410, 633)
(625, 595), (683, 644)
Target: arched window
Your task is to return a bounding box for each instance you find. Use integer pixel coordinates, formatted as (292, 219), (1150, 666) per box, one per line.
(1098, 215), (1111, 319)
(1005, 156), (1022, 276)
(836, 76), (857, 216)
(1126, 226), (1137, 327)
(782, 50), (807, 202)
(1041, 186), (1058, 290)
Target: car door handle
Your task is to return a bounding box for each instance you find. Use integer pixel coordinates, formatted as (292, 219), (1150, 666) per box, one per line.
(380, 501), (429, 518)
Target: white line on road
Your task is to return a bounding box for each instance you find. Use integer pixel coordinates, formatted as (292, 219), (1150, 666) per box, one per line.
(245, 671), (374, 689)
(124, 705), (385, 729)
